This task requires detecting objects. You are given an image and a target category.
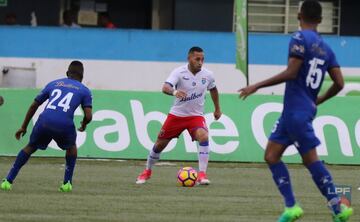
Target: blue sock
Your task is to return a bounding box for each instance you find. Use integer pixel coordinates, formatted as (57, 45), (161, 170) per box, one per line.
(63, 155), (77, 184)
(6, 150), (31, 183)
(269, 161), (296, 207)
(307, 161), (340, 214)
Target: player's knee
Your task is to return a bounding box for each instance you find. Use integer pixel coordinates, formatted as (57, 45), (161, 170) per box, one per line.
(195, 131), (208, 143)
(153, 144), (164, 153)
(66, 146), (77, 156)
(154, 139), (170, 152)
(198, 135), (208, 144)
(23, 145), (36, 155)
(264, 153), (279, 165)
(301, 149), (319, 167)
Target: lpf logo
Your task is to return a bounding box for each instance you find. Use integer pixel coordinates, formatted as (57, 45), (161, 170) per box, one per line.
(329, 185), (351, 206)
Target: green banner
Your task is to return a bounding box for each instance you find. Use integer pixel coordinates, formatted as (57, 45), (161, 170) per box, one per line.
(322, 76), (360, 96)
(235, 0), (248, 77)
(0, 89), (359, 164)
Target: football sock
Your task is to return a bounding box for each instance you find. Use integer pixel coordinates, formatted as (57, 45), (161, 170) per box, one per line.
(64, 155), (77, 184)
(198, 141), (209, 172)
(146, 146), (160, 170)
(6, 150), (30, 183)
(269, 161), (296, 207)
(307, 160), (340, 214)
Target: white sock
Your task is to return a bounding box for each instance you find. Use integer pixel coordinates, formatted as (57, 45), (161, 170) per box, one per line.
(198, 142), (209, 172)
(146, 149), (160, 170)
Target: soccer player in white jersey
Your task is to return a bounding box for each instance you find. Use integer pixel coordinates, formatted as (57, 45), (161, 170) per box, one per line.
(136, 46), (222, 185)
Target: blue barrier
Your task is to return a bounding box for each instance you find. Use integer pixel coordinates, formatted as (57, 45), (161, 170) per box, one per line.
(1, 26), (359, 67)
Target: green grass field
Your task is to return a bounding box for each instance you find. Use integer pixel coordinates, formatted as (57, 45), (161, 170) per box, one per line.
(0, 157), (358, 222)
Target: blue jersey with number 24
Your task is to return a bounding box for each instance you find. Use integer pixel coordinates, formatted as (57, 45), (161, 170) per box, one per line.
(284, 30), (339, 115)
(35, 78), (92, 127)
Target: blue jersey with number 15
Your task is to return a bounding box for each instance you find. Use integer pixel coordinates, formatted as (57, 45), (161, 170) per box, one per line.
(35, 78), (92, 127)
(284, 30), (339, 115)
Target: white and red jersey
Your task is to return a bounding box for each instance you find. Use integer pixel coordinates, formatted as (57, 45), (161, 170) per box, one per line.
(165, 64), (216, 117)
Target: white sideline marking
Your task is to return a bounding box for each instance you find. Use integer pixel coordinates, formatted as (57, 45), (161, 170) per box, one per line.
(78, 159), (127, 162)
(155, 162), (176, 166)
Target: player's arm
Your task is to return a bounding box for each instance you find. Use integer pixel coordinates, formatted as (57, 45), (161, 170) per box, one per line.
(162, 82), (186, 99)
(238, 57), (303, 99)
(316, 67), (344, 105)
(209, 87), (222, 120)
(15, 100), (41, 140)
(78, 107), (92, 132)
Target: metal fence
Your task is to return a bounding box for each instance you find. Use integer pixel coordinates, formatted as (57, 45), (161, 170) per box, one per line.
(248, 0), (340, 34)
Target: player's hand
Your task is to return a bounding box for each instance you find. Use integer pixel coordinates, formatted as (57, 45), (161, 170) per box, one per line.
(174, 90), (187, 99)
(78, 122), (86, 132)
(238, 84), (258, 100)
(15, 128), (26, 140)
(214, 109), (222, 120)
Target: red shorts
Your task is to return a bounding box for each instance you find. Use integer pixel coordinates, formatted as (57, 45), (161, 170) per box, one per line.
(158, 114), (207, 140)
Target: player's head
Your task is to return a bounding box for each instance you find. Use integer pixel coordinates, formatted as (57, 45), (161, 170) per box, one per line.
(298, 0), (322, 25)
(66, 60), (84, 82)
(187, 46), (204, 73)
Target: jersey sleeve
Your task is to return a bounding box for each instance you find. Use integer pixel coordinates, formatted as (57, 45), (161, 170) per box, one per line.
(327, 49), (340, 70)
(165, 69), (180, 88)
(34, 83), (51, 104)
(207, 74), (216, 90)
(82, 88), (93, 108)
(288, 32), (306, 60)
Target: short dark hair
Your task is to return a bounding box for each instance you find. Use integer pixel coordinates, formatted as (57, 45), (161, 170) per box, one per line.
(300, 0), (322, 23)
(67, 60), (84, 77)
(188, 46), (203, 54)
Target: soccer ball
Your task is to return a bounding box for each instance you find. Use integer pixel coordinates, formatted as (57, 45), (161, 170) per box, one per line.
(177, 167), (197, 187)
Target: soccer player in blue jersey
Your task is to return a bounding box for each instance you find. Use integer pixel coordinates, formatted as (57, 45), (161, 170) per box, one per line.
(0, 61), (92, 192)
(239, 1), (353, 222)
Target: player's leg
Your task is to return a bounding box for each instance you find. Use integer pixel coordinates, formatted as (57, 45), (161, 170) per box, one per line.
(1, 145), (37, 191)
(146, 138), (171, 170)
(53, 127), (78, 192)
(288, 111), (352, 220)
(302, 149), (353, 221)
(136, 114), (184, 184)
(267, 117), (304, 221)
(187, 116), (210, 185)
(136, 138), (171, 184)
(6, 145), (37, 182)
(265, 141), (297, 207)
(59, 145), (77, 192)
(265, 141), (303, 222)
(1, 121), (51, 191)
(64, 146), (77, 184)
(192, 128), (210, 185)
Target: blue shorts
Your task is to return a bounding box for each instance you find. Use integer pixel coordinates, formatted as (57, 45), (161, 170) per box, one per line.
(269, 112), (320, 155)
(29, 120), (77, 150)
